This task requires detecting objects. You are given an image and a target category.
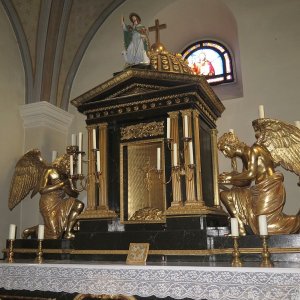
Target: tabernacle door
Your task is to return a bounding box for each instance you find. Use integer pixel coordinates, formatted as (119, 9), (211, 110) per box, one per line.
(120, 138), (166, 224)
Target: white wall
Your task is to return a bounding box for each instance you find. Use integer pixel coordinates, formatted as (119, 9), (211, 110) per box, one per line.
(217, 0), (300, 214)
(70, 0), (174, 99)
(70, 0), (300, 216)
(20, 124), (70, 231)
(0, 4), (25, 256)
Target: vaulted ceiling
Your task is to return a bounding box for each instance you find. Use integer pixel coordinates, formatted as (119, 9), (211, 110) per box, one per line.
(1, 0), (125, 110)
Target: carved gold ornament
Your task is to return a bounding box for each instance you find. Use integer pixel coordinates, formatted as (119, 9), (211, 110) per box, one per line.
(120, 121), (164, 140)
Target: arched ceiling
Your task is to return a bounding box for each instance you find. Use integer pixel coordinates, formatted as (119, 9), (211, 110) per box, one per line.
(1, 0), (125, 110)
(1, 0), (243, 110)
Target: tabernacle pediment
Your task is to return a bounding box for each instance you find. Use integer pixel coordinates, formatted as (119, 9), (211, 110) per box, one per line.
(71, 68), (224, 126)
(104, 82), (165, 99)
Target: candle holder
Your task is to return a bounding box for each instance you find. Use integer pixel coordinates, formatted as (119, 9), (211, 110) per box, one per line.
(231, 236), (243, 267)
(6, 239), (15, 263)
(156, 169), (172, 185)
(35, 239), (44, 264)
(182, 136), (192, 143)
(176, 137), (194, 176)
(171, 163), (195, 182)
(260, 235), (274, 267)
(164, 138), (174, 150)
(68, 146), (105, 192)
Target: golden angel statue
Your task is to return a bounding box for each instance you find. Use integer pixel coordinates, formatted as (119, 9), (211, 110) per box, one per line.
(218, 118), (300, 235)
(8, 147), (84, 239)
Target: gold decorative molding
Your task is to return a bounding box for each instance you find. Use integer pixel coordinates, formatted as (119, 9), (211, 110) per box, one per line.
(165, 205), (226, 216)
(71, 69), (224, 114)
(3, 247), (300, 256)
(78, 209), (117, 220)
(120, 121), (164, 140)
(106, 83), (164, 99)
(85, 92), (218, 125)
(1, 248), (71, 254)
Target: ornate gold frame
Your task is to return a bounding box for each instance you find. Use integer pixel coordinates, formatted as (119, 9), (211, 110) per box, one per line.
(126, 243), (150, 265)
(120, 138), (166, 224)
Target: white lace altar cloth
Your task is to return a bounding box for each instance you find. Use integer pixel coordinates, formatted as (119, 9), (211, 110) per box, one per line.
(0, 262), (300, 300)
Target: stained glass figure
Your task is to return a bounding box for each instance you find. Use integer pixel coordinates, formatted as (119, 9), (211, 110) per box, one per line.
(182, 40), (234, 85)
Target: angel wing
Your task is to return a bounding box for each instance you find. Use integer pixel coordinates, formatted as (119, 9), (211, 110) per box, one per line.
(8, 149), (48, 210)
(252, 118), (300, 175)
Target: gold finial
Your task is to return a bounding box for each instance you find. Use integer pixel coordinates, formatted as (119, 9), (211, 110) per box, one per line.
(148, 19), (167, 52)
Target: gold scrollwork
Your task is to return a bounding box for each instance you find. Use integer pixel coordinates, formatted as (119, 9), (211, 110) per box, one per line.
(129, 207), (164, 221)
(120, 121), (164, 140)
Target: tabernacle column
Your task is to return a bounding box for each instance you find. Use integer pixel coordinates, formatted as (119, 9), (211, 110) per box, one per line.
(192, 110), (205, 206)
(86, 125), (97, 210)
(182, 110), (197, 205)
(98, 123), (108, 210)
(168, 111), (183, 208)
(211, 128), (221, 207)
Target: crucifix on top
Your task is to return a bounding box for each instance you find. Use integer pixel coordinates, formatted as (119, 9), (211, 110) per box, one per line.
(148, 19), (167, 52)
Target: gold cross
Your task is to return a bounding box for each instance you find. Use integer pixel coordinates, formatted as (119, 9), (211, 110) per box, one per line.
(148, 19), (167, 45)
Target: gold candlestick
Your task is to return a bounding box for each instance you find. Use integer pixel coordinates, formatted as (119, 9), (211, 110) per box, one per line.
(231, 236), (243, 267)
(260, 235), (274, 267)
(35, 239), (44, 264)
(6, 239), (15, 263)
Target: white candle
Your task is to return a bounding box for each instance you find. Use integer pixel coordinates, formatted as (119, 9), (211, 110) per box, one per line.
(184, 115), (189, 138)
(230, 218), (239, 237)
(8, 224), (16, 240)
(157, 148), (161, 170)
(294, 121), (300, 129)
(229, 129), (234, 134)
(173, 143), (178, 167)
(167, 118), (171, 139)
(92, 128), (97, 149)
(77, 153), (82, 174)
(258, 215), (268, 236)
(71, 134), (76, 146)
(70, 155), (74, 175)
(78, 132), (83, 152)
(189, 141), (194, 165)
(96, 150), (101, 172)
(258, 105), (265, 119)
(38, 224), (45, 240)
(52, 150), (57, 162)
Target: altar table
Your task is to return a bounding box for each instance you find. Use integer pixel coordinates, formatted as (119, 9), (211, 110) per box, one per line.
(0, 261), (300, 300)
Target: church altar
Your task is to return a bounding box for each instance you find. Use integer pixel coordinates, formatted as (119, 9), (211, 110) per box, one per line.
(0, 261), (300, 300)
(4, 16), (300, 300)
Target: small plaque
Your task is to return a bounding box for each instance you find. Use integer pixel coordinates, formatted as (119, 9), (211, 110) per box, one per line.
(126, 243), (149, 265)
